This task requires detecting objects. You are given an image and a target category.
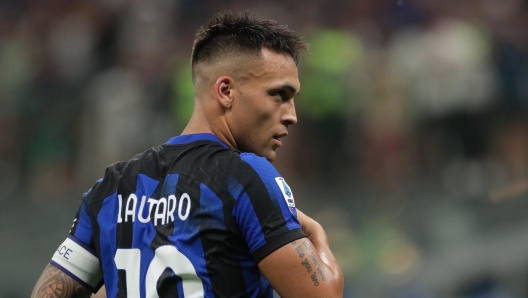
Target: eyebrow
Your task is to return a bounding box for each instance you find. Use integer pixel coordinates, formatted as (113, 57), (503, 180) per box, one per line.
(277, 84), (300, 96)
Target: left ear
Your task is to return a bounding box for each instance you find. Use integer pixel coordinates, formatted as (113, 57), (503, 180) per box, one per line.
(214, 76), (235, 108)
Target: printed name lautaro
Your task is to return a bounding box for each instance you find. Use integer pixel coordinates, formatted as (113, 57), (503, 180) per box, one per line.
(117, 193), (192, 226)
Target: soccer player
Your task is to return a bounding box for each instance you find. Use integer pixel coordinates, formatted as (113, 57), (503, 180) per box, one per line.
(31, 11), (344, 298)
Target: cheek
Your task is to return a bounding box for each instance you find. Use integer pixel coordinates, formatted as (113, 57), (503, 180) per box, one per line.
(230, 106), (258, 146)
(233, 113), (272, 152)
(236, 99), (273, 131)
(231, 93), (276, 149)
(249, 111), (275, 139)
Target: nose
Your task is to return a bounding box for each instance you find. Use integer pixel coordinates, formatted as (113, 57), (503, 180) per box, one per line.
(281, 100), (298, 126)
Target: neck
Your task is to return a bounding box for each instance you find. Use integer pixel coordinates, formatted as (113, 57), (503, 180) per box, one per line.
(181, 102), (237, 149)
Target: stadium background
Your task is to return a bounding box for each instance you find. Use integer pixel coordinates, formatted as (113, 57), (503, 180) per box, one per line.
(1, 0), (528, 297)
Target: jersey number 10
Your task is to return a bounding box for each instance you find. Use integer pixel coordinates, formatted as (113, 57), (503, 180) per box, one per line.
(115, 246), (204, 297)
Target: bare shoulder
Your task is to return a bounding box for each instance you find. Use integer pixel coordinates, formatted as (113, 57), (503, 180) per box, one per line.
(31, 263), (92, 298)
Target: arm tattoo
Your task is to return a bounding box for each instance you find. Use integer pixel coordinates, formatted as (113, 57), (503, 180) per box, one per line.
(292, 240), (325, 286)
(32, 264), (92, 298)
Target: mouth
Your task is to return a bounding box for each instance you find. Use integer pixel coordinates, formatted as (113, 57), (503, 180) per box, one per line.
(273, 132), (288, 147)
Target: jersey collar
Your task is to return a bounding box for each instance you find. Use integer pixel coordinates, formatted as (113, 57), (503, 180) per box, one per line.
(165, 133), (230, 148)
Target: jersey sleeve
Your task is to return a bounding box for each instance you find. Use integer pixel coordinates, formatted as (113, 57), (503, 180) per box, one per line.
(228, 153), (305, 263)
(50, 181), (104, 293)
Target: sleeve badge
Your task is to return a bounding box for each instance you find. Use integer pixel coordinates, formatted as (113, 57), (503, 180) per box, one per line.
(275, 177), (296, 214)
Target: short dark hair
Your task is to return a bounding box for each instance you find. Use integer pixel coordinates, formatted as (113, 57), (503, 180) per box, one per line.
(191, 11), (307, 72)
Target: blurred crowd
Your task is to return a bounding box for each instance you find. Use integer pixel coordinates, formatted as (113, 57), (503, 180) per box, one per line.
(2, 0), (528, 297)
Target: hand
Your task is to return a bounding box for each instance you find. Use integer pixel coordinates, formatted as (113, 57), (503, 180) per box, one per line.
(296, 209), (330, 252)
(296, 209), (321, 240)
(296, 209), (340, 271)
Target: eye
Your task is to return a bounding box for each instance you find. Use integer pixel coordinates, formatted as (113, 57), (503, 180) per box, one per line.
(274, 91), (286, 100)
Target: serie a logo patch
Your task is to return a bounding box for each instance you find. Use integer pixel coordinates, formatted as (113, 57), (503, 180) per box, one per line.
(275, 177), (296, 214)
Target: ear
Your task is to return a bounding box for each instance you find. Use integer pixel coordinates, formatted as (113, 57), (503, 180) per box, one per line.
(214, 76), (235, 108)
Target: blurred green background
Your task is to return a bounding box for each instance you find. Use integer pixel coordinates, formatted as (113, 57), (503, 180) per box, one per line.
(2, 0), (528, 297)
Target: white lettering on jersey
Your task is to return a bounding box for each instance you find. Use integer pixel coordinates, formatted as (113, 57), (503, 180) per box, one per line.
(117, 193), (192, 225)
(125, 194), (137, 222)
(154, 197), (167, 226)
(167, 195), (177, 223)
(138, 196), (150, 223)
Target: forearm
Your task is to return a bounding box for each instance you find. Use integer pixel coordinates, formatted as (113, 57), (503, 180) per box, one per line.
(31, 263), (92, 298)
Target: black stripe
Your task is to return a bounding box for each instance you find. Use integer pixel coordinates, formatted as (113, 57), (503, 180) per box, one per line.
(252, 229), (306, 263)
(157, 268), (181, 298)
(150, 179), (174, 250)
(187, 147), (250, 298)
(115, 161), (137, 249)
(69, 206), (81, 236)
(170, 144), (250, 298)
(116, 270), (128, 298)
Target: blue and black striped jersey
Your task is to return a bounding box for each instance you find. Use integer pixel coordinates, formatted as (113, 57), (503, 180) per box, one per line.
(52, 133), (304, 297)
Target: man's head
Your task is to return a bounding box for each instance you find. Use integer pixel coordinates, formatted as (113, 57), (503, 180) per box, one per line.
(189, 11), (308, 162)
(191, 11), (306, 80)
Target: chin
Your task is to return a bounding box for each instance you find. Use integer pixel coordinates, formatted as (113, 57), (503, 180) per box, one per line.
(264, 151), (276, 163)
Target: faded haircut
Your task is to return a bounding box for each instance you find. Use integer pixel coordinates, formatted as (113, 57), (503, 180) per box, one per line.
(191, 11), (308, 80)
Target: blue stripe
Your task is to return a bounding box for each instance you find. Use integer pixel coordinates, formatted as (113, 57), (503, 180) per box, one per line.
(96, 192), (120, 298)
(137, 174), (160, 200)
(162, 173), (179, 195)
(165, 133), (229, 148)
(72, 202), (94, 246)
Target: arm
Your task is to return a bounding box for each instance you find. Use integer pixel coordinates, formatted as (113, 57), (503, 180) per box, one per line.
(31, 263), (92, 298)
(258, 210), (344, 298)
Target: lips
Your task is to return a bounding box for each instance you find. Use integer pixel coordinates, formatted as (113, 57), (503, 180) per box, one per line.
(274, 132), (288, 139)
(273, 132), (287, 147)
(273, 138), (283, 147)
